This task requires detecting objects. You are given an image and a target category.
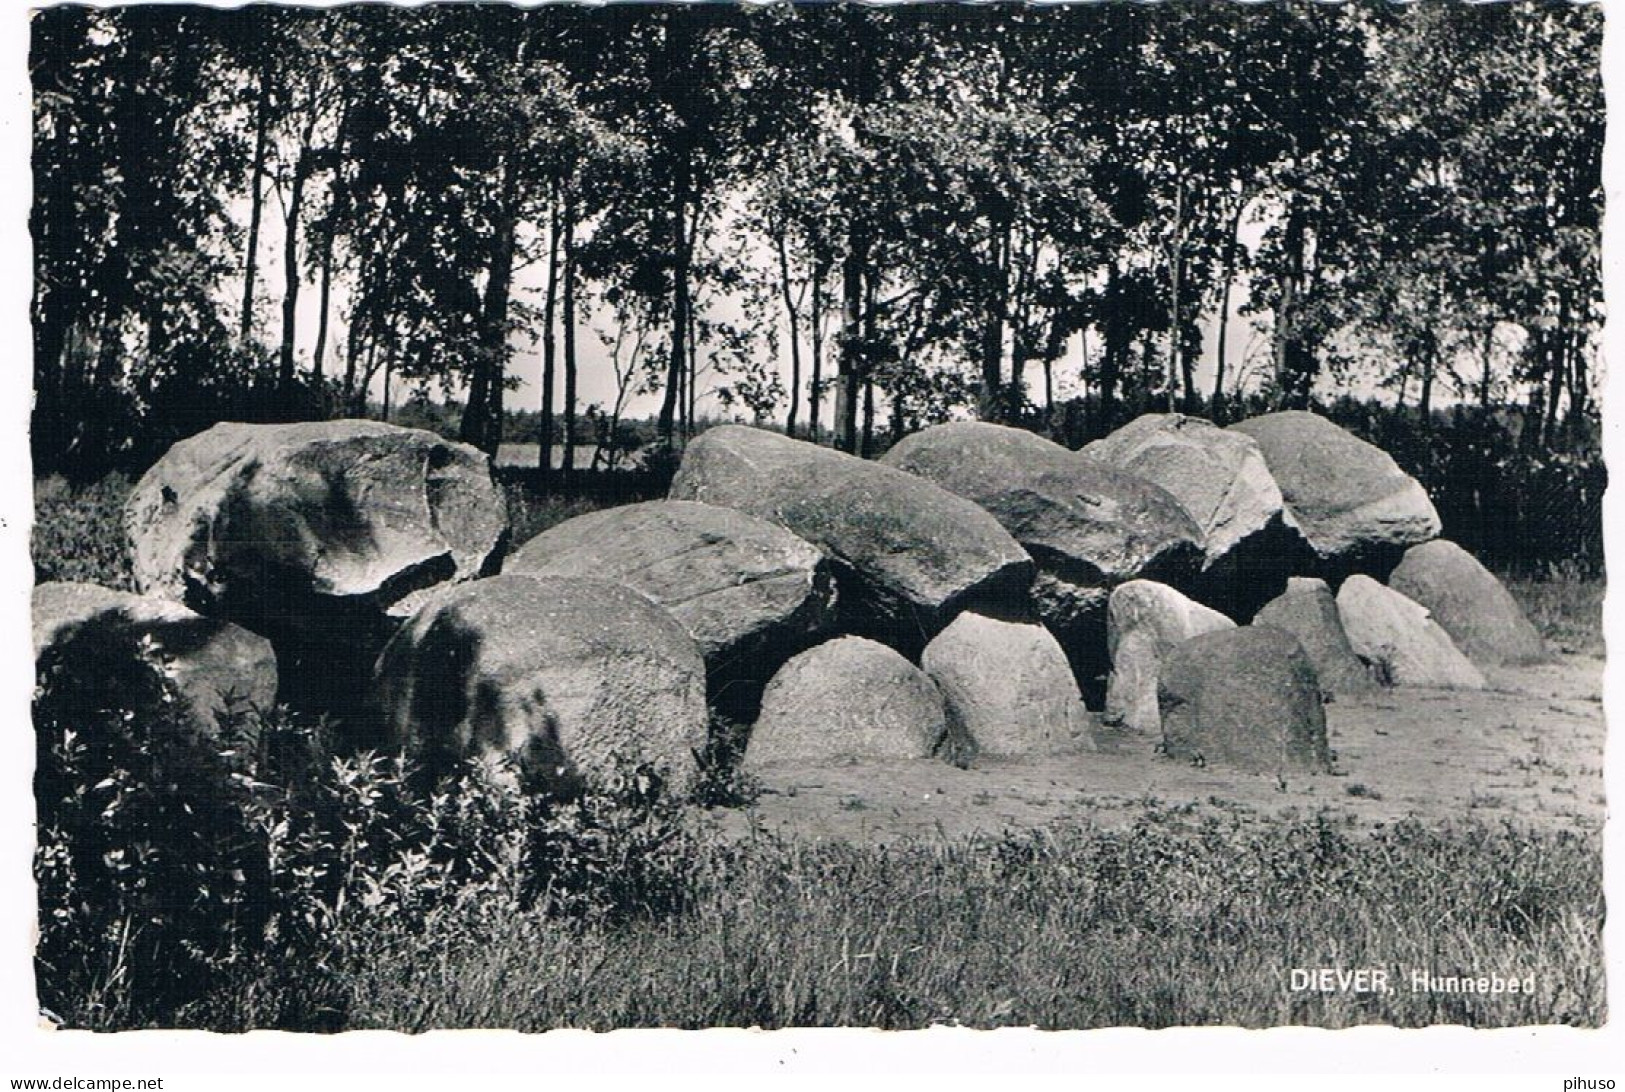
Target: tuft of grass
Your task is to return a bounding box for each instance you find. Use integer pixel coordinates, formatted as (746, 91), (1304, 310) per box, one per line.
(502, 481), (614, 550)
(32, 474), (136, 590)
(1502, 564), (1603, 657)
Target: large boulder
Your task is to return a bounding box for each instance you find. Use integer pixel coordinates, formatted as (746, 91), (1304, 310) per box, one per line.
(1082, 413), (1308, 615)
(504, 500), (837, 716)
(742, 637), (949, 769)
(125, 421), (507, 716)
(33, 581), (278, 739)
(920, 612), (1092, 758)
(1083, 413), (1289, 569)
(1388, 540), (1548, 667)
(1335, 575), (1486, 690)
(1251, 577), (1375, 697)
(669, 425), (1032, 654)
(1158, 625), (1331, 774)
(883, 421), (1201, 700)
(1229, 411), (1440, 574)
(375, 574), (709, 794)
(1103, 580), (1235, 734)
(127, 420), (507, 630)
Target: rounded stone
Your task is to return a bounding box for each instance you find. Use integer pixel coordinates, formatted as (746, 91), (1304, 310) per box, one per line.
(742, 637), (949, 769)
(1229, 410), (1440, 570)
(375, 574), (709, 794)
(33, 581), (278, 740)
(1103, 580), (1236, 734)
(921, 612), (1093, 758)
(126, 419), (508, 633)
(1336, 575), (1486, 690)
(1158, 625), (1331, 774)
(884, 420), (1202, 700)
(1388, 540), (1547, 666)
(670, 425), (1032, 654)
(1252, 576), (1375, 697)
(505, 499), (837, 713)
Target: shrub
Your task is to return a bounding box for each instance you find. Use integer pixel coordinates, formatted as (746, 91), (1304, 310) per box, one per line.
(33, 474), (136, 590)
(33, 630), (270, 1026)
(33, 630), (705, 1028)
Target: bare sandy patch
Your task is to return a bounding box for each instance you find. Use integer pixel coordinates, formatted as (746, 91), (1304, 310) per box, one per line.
(709, 654), (1605, 842)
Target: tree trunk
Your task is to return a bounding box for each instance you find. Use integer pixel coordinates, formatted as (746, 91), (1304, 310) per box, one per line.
(357, 325), (379, 417)
(1521, 330), (1546, 453)
(978, 223), (1009, 422)
(1166, 177), (1185, 413)
(463, 156), (519, 456)
(562, 199), (578, 476)
(862, 378), (876, 458)
(278, 140), (316, 417)
(1543, 312), (1567, 451)
(809, 260), (827, 443)
(1566, 328), (1588, 448)
(342, 294), (364, 412)
(1212, 191), (1247, 421)
(241, 61), (272, 347)
(686, 303), (699, 439)
(1099, 266), (1127, 424)
(837, 226), (866, 454)
(312, 217), (335, 392)
(860, 270), (878, 458)
(1419, 336), (1436, 431)
(657, 152), (692, 445)
(1273, 196), (1311, 409)
(1077, 328), (1091, 436)
(1479, 322), (1495, 408)
(776, 228), (803, 440)
(538, 184), (561, 484)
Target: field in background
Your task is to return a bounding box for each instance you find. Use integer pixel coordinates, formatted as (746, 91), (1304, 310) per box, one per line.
(26, 475), (1609, 1031)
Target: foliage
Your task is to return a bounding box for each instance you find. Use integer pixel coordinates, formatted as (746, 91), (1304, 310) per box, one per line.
(30, 5), (1602, 478)
(32, 474), (135, 589)
(33, 635), (706, 1030)
(32, 523), (1605, 1028)
(33, 630), (272, 1026)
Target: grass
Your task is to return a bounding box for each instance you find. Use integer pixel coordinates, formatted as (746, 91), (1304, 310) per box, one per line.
(179, 811), (1603, 1032)
(502, 480), (614, 548)
(1502, 564), (1605, 657)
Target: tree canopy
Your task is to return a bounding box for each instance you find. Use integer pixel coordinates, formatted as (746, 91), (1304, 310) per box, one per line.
(30, 2), (1603, 477)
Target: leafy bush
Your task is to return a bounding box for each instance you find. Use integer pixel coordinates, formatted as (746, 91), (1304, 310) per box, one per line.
(33, 474), (136, 590)
(527, 764), (698, 923)
(33, 629), (270, 1026)
(33, 631), (705, 1029)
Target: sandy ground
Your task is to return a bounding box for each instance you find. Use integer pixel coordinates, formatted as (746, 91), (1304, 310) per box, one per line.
(706, 654), (1606, 842)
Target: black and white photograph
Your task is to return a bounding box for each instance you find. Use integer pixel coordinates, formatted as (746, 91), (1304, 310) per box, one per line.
(8, 0), (1618, 1068)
